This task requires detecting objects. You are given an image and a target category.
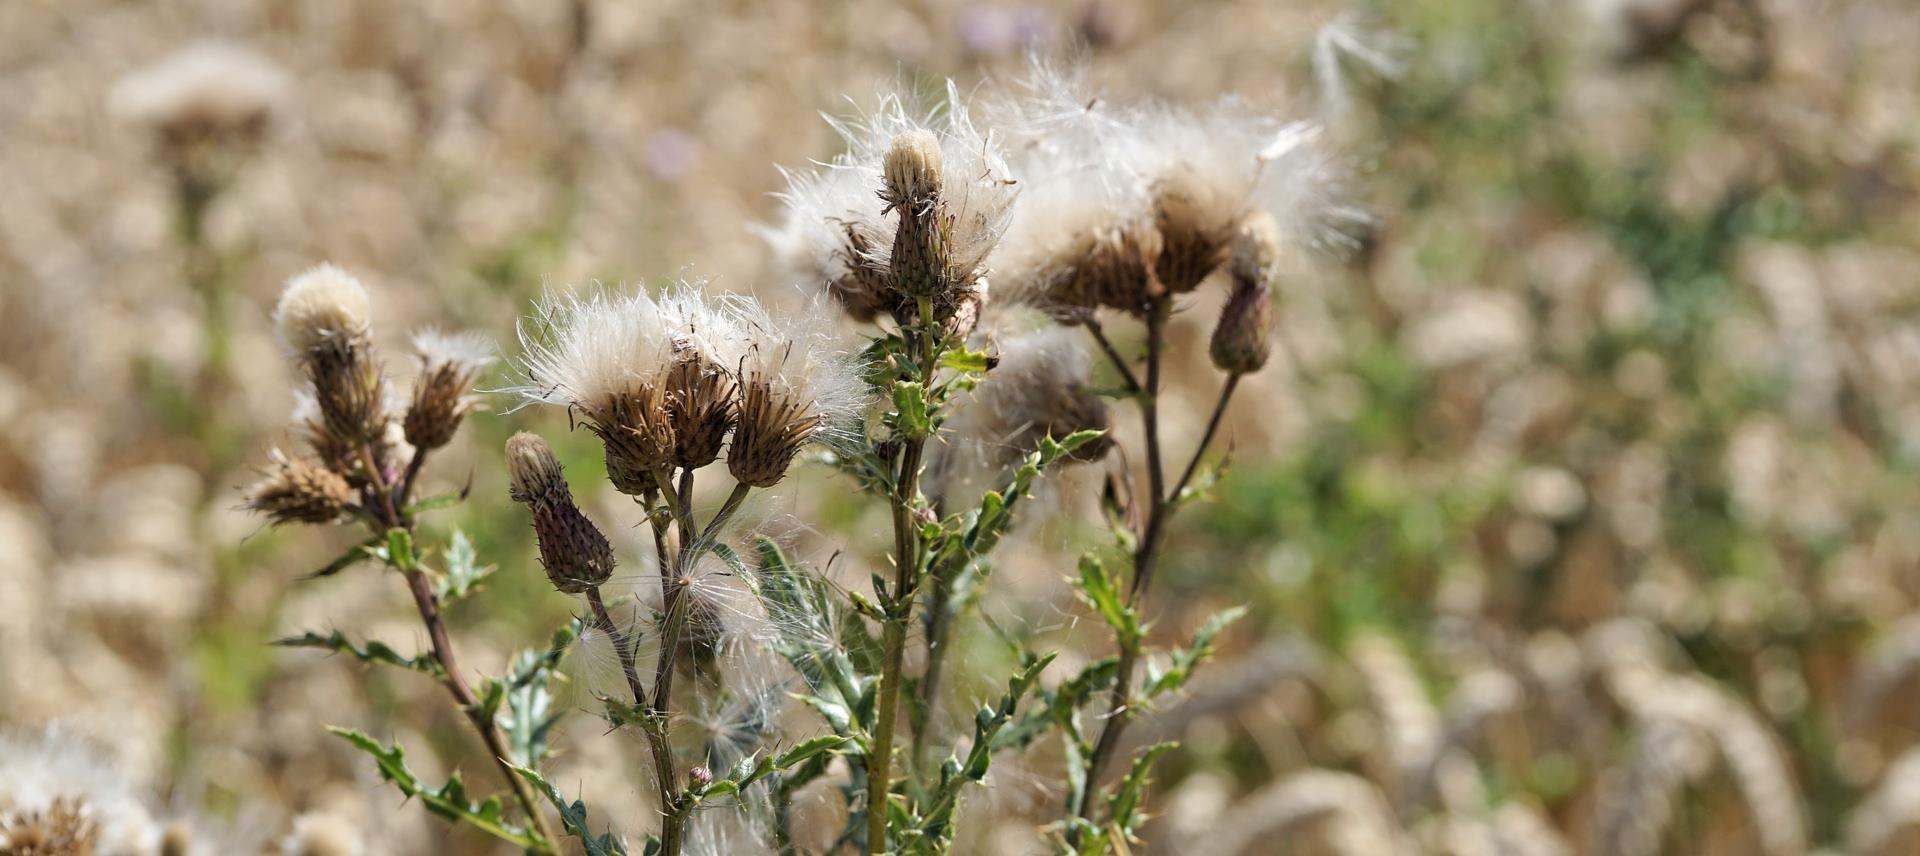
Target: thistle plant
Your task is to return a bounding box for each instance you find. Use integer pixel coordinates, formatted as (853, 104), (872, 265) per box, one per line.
(244, 65), (1341, 856)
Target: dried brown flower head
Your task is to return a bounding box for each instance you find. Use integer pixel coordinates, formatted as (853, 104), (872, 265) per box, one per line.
(506, 432), (615, 595)
(244, 450), (355, 525)
(277, 265), (387, 453)
(588, 384), (676, 496)
(404, 331), (493, 451)
(1151, 170), (1238, 296)
(663, 356), (737, 470)
(728, 368), (821, 488)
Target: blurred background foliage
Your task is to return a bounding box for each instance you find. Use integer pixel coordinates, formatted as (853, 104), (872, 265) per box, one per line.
(3, 0), (1919, 853)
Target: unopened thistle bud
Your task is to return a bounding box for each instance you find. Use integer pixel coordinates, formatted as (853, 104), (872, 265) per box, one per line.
(506, 432), (615, 594)
(1151, 171), (1236, 295)
(1210, 213), (1280, 375)
(664, 357), (737, 469)
(687, 765), (714, 789)
(244, 450), (354, 525)
(404, 331), (493, 451)
(728, 370), (818, 488)
(277, 265), (387, 450)
(882, 130), (952, 303)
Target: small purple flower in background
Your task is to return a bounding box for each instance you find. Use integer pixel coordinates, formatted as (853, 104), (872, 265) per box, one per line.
(957, 5), (1055, 57)
(644, 128), (701, 183)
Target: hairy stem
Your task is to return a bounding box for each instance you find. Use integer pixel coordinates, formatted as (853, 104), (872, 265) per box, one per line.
(866, 302), (940, 855)
(911, 550), (957, 771)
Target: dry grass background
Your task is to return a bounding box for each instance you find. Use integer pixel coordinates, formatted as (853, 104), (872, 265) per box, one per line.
(3, 0), (1920, 853)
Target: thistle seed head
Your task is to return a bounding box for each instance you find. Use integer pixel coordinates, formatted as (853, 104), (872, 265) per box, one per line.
(278, 265), (387, 450)
(770, 81), (1015, 324)
(505, 432), (615, 595)
(505, 431), (566, 504)
(664, 357), (737, 469)
(727, 372), (819, 488)
(109, 41), (290, 152)
(585, 385), (676, 496)
(0, 796), (99, 856)
(882, 129), (945, 212)
(1151, 169), (1237, 295)
(243, 450), (354, 526)
(275, 264), (372, 358)
(404, 330), (494, 451)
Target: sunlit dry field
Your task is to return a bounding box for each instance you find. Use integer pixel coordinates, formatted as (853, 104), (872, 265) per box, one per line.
(4, 0), (1919, 854)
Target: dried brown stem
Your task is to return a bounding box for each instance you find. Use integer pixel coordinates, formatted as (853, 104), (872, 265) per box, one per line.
(359, 439), (557, 850)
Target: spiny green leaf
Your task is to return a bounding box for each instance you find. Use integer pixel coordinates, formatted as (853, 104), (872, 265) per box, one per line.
(889, 381), (934, 440)
(385, 528), (417, 572)
(328, 727), (544, 850)
(510, 763), (628, 856)
(1105, 742), (1178, 840)
(275, 630), (442, 677)
(1075, 556), (1139, 647)
(434, 529), (493, 604)
(1145, 606), (1248, 700)
(300, 534), (384, 580)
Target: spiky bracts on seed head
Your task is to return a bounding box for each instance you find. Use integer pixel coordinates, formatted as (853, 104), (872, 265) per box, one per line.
(405, 329), (494, 451)
(766, 80), (1017, 330)
(727, 296), (867, 487)
(244, 449), (355, 525)
(506, 432), (615, 595)
(509, 286), (680, 494)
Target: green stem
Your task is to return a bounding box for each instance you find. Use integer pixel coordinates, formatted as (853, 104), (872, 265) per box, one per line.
(866, 300), (941, 855)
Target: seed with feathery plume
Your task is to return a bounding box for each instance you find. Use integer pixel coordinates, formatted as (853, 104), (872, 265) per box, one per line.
(276, 264), (386, 450)
(506, 432), (616, 595)
(404, 330), (494, 451)
(1211, 212), (1280, 375)
(244, 450), (355, 525)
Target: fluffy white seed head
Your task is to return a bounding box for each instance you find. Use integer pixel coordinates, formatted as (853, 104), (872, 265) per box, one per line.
(274, 264), (373, 356)
(411, 329), (495, 375)
(930, 317), (1109, 502)
(989, 60), (1357, 313)
(734, 295), (867, 441)
(110, 41), (292, 139)
(0, 727), (163, 854)
(768, 80), (1018, 321)
(507, 286), (677, 411)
